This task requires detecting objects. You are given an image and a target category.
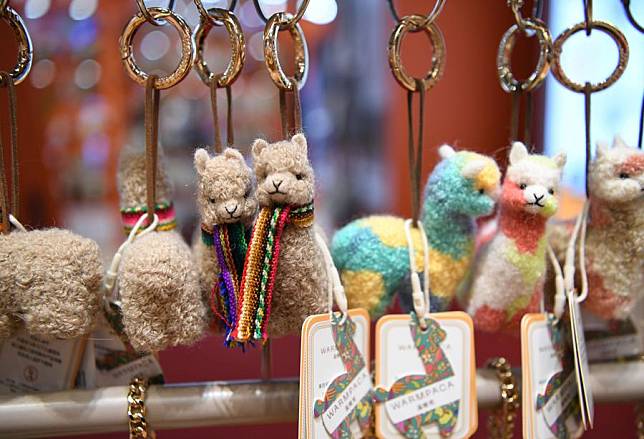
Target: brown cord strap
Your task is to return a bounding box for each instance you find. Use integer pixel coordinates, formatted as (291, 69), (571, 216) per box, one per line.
(210, 76), (234, 153)
(509, 90), (534, 145)
(144, 75), (160, 221)
(583, 82), (592, 197)
(0, 71), (18, 234)
(406, 79), (426, 224)
(278, 87), (303, 139)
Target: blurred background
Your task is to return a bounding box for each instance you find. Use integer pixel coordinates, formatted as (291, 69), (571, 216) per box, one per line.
(0, 0), (642, 437)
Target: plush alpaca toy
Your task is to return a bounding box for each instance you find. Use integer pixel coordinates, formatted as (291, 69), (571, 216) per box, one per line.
(117, 146), (207, 352)
(0, 228), (103, 339)
(331, 145), (501, 318)
(462, 142), (566, 333)
(192, 148), (258, 342)
(231, 133), (327, 342)
(549, 137), (643, 321)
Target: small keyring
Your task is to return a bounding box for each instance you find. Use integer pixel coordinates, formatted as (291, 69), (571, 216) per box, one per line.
(388, 0), (446, 26)
(0, 6), (33, 85)
(194, 0), (237, 20)
(194, 8), (245, 87)
(552, 21), (629, 93)
(136, 0), (175, 26)
(263, 12), (309, 91)
(497, 18), (552, 93)
(253, 0), (310, 29)
(388, 14), (446, 92)
(120, 7), (195, 89)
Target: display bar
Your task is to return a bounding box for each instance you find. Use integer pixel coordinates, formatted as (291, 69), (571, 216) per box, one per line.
(0, 362), (642, 438)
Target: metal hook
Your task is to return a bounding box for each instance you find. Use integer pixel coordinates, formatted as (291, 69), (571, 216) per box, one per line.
(621, 0), (644, 33)
(194, 0), (237, 21)
(136, 0), (176, 26)
(253, 0), (310, 28)
(388, 0), (446, 26)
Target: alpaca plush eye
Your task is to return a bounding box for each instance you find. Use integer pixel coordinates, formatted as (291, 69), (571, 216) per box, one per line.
(295, 173), (304, 181)
(244, 186), (251, 198)
(548, 188), (555, 195)
(478, 189), (485, 195)
(209, 197), (216, 204)
(619, 172), (630, 179)
(519, 183), (527, 190)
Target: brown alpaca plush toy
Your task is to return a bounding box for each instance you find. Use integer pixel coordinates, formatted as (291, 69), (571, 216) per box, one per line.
(192, 147), (258, 343)
(0, 228), (103, 339)
(231, 133), (327, 343)
(117, 146), (207, 352)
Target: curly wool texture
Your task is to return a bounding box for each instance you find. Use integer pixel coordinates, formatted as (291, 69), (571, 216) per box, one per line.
(549, 137), (643, 320)
(250, 134), (327, 337)
(117, 145), (206, 352)
(192, 147), (258, 330)
(332, 146), (501, 318)
(0, 229), (102, 339)
(463, 142), (566, 334)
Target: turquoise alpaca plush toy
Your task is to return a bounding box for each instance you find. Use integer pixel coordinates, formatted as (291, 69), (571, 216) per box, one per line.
(331, 145), (501, 317)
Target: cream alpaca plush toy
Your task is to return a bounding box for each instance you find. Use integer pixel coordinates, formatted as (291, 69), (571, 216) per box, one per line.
(550, 137), (643, 320)
(192, 148), (258, 342)
(117, 146), (207, 352)
(231, 133), (327, 343)
(0, 229), (103, 339)
(462, 142), (566, 333)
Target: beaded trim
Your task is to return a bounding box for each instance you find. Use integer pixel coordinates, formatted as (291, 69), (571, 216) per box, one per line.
(201, 222), (247, 345)
(232, 202), (314, 344)
(120, 202), (176, 234)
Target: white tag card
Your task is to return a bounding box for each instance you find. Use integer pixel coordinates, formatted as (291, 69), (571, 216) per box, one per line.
(567, 291), (594, 429)
(375, 311), (477, 438)
(299, 309), (372, 439)
(521, 313), (583, 439)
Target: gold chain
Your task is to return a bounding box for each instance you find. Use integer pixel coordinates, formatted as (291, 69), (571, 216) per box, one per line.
(487, 357), (519, 439)
(128, 377), (156, 439)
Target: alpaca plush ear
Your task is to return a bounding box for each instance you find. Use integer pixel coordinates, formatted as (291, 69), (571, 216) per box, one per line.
(291, 133), (308, 154)
(438, 144), (456, 159)
(461, 160), (486, 179)
(509, 142), (528, 165)
(252, 138), (269, 159)
(223, 148), (244, 163)
(612, 135), (627, 149)
(596, 140), (609, 158)
(552, 152), (567, 169)
(194, 148), (209, 174)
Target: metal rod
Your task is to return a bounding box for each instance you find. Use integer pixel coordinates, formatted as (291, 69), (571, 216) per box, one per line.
(0, 362), (642, 438)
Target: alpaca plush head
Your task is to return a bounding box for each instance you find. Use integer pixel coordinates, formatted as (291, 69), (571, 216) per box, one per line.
(194, 148), (258, 225)
(503, 142), (566, 216)
(252, 133), (315, 207)
(590, 136), (644, 205)
(424, 145), (501, 217)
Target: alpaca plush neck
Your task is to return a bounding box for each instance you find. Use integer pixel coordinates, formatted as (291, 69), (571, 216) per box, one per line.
(498, 206), (547, 254)
(421, 197), (475, 259)
(590, 196), (643, 239)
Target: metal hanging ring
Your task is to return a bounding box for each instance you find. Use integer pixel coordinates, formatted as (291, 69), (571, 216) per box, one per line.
(253, 0), (310, 28)
(120, 7), (195, 89)
(621, 0), (644, 34)
(497, 18), (552, 93)
(388, 0), (446, 26)
(0, 6), (33, 85)
(263, 12), (308, 91)
(388, 14), (446, 92)
(194, 0), (237, 21)
(552, 20), (629, 93)
(194, 8), (245, 87)
(136, 0), (176, 26)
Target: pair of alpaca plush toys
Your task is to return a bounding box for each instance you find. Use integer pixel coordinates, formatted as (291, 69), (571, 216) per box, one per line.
(333, 137), (643, 334)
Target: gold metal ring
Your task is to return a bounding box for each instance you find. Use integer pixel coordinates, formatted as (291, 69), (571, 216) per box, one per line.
(552, 21), (629, 93)
(388, 14), (446, 92)
(263, 12), (308, 91)
(194, 8), (245, 88)
(497, 18), (552, 93)
(120, 7), (195, 89)
(1, 6), (33, 85)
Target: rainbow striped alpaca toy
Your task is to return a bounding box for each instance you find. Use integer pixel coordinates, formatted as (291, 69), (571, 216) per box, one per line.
(462, 142), (566, 333)
(331, 145), (501, 317)
(549, 136), (643, 321)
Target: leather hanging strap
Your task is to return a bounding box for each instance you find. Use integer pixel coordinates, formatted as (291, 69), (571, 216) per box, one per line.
(406, 79), (427, 224)
(0, 71), (18, 234)
(278, 87), (303, 139)
(145, 75), (160, 221)
(210, 76), (234, 153)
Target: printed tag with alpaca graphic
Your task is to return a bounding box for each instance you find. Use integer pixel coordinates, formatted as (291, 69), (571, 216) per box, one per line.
(375, 311), (477, 438)
(299, 309), (373, 438)
(521, 313), (583, 439)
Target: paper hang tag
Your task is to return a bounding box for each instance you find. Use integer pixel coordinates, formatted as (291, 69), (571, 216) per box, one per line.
(567, 291), (594, 430)
(0, 330), (86, 394)
(521, 313), (583, 439)
(375, 311), (477, 439)
(299, 309), (373, 439)
(583, 311), (642, 363)
(77, 302), (164, 389)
